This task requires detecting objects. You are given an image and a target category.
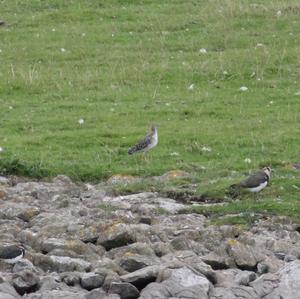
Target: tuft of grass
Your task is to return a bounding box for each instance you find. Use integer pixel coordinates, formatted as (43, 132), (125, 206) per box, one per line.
(97, 203), (117, 213)
(156, 207), (169, 215)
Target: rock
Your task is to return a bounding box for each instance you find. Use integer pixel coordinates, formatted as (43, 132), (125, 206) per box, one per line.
(118, 254), (160, 273)
(0, 176), (9, 185)
(209, 286), (259, 299)
(157, 198), (185, 214)
(161, 251), (216, 283)
(60, 272), (81, 286)
(98, 223), (136, 251)
(138, 217), (152, 225)
(80, 272), (105, 290)
(0, 190), (7, 199)
(201, 251), (233, 270)
(86, 288), (121, 299)
(33, 254), (91, 273)
(13, 259), (36, 273)
(250, 260), (300, 299)
(170, 236), (191, 250)
(234, 270), (256, 286)
(140, 267), (211, 299)
(121, 265), (164, 289)
(101, 271), (122, 291)
(41, 238), (91, 256)
(108, 282), (139, 299)
(12, 270), (40, 295)
(226, 239), (259, 270)
(25, 290), (87, 299)
(17, 207), (40, 222)
(0, 282), (21, 298)
(257, 262), (268, 275)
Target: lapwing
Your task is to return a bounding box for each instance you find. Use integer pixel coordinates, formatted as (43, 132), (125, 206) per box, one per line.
(128, 125), (158, 158)
(230, 167), (271, 198)
(0, 244), (25, 264)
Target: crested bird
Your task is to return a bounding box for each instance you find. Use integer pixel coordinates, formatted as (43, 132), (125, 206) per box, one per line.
(230, 167), (271, 199)
(0, 244), (25, 264)
(128, 125), (158, 159)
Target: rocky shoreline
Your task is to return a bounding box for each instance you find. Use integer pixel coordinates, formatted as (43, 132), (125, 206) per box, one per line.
(0, 175), (299, 298)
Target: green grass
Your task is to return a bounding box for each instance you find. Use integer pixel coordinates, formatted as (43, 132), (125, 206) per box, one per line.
(0, 0), (300, 221)
(97, 203), (117, 213)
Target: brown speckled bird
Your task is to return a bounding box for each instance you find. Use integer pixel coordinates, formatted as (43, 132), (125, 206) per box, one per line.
(128, 125), (158, 156)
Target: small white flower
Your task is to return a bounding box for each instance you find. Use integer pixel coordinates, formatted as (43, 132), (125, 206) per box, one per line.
(0, 49), (2, 53)
(60, 48), (66, 52)
(294, 91), (300, 96)
(269, 101), (274, 104)
(201, 146), (212, 152)
(81, 33), (86, 37)
(9, 106), (13, 110)
(0, 147), (3, 152)
(199, 48), (207, 54)
(129, 31), (133, 35)
(257, 78), (261, 81)
(276, 10), (282, 17)
(250, 71), (256, 77)
(170, 152), (180, 156)
(78, 118), (84, 125)
(110, 108), (115, 112)
(256, 43), (263, 47)
(223, 70), (228, 75)
(188, 84), (194, 90)
(240, 86), (248, 91)
(52, 28), (56, 32)
(165, 102), (170, 106)
(244, 158), (251, 163)
(111, 33), (115, 37)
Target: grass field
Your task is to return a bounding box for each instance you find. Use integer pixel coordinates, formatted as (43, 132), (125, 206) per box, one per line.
(0, 1), (300, 222)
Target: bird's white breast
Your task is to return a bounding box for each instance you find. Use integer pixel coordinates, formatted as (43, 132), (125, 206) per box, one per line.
(248, 181), (268, 193)
(149, 130), (158, 149)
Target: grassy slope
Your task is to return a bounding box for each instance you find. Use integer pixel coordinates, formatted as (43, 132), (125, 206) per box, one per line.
(0, 0), (299, 221)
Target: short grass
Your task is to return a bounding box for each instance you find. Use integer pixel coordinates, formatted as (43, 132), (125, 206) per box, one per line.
(0, 1), (300, 222)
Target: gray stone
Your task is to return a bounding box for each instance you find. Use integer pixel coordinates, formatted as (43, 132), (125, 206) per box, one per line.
(86, 288), (121, 299)
(251, 260), (300, 299)
(140, 267), (211, 299)
(97, 224), (136, 251)
(25, 290), (87, 299)
(170, 236), (191, 251)
(0, 282), (21, 298)
(13, 259), (36, 273)
(162, 251), (216, 283)
(60, 272), (81, 286)
(118, 254), (160, 273)
(234, 270), (256, 286)
(12, 270), (40, 295)
(108, 282), (139, 299)
(33, 254), (91, 273)
(80, 272), (105, 290)
(209, 286), (259, 299)
(120, 266), (164, 288)
(226, 240), (258, 270)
